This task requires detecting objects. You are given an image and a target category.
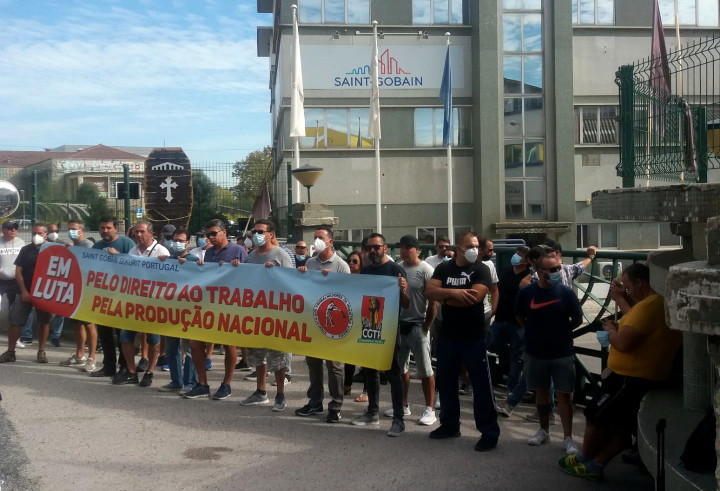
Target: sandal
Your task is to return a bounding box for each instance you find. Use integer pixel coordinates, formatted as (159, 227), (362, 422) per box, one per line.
(354, 391), (368, 403)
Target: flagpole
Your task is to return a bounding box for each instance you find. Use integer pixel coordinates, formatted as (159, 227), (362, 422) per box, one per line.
(370, 20), (382, 233)
(444, 33), (454, 244)
(290, 4), (305, 203)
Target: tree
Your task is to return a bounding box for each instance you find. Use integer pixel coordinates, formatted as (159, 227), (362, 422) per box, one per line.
(75, 182), (111, 229)
(232, 146), (272, 212)
(189, 170), (224, 234)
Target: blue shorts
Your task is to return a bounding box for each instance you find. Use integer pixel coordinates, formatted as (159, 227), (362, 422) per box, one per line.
(119, 329), (160, 345)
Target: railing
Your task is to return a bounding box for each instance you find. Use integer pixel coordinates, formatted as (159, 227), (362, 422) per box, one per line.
(335, 241), (648, 406)
(615, 34), (720, 186)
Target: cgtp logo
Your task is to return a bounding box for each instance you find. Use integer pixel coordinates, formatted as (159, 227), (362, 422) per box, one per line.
(358, 295), (385, 344)
(313, 293), (353, 339)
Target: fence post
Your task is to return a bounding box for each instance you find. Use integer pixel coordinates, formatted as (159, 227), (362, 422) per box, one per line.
(618, 65), (636, 188)
(31, 170), (38, 225)
(697, 106), (708, 183)
(287, 162), (293, 242)
(123, 164), (131, 233)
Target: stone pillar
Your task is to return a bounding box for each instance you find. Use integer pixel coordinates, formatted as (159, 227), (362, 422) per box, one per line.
(291, 203), (338, 244)
(707, 337), (720, 488)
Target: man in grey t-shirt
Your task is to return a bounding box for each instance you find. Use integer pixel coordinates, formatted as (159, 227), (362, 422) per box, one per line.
(295, 227), (349, 423)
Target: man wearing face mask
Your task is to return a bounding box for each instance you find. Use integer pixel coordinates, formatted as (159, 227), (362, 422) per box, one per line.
(160, 224), (176, 250)
(491, 246), (531, 417)
(424, 231), (499, 451)
(295, 227), (350, 423)
(515, 254), (583, 454)
(46, 223), (60, 243)
(294, 241), (308, 268)
(0, 224), (53, 363)
(189, 230), (211, 261)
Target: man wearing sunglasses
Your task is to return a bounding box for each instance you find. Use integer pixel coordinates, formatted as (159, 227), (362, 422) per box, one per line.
(424, 235), (451, 269)
(294, 241), (308, 268)
(184, 219), (247, 401)
(515, 253), (583, 454)
(424, 231), (499, 452)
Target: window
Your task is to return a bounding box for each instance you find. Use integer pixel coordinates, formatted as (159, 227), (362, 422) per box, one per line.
(572, 0), (614, 25)
(659, 0), (719, 27)
(414, 108), (472, 147)
(110, 180), (142, 199)
(298, 0), (370, 24)
(413, 0), (466, 24)
(575, 106), (618, 144)
(417, 226), (471, 244)
(298, 108), (373, 149)
(503, 3), (545, 220)
(334, 228), (374, 242)
(659, 223), (682, 247)
(576, 223), (618, 248)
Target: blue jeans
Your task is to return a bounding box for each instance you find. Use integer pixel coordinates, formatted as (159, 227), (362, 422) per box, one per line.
(436, 336), (500, 440)
(165, 337), (197, 389)
(490, 321), (526, 406)
(50, 316), (65, 341)
(20, 310), (33, 341)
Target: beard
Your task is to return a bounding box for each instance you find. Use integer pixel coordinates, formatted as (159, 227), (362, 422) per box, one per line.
(368, 253), (383, 265)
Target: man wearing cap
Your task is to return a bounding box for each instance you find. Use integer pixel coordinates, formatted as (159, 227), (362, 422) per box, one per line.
(387, 235), (438, 426)
(0, 223), (52, 363)
(294, 241), (309, 268)
(0, 221), (25, 356)
(294, 227), (350, 423)
(160, 224), (176, 250)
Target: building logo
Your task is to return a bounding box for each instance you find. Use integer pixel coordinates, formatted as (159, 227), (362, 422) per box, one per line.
(313, 293), (353, 339)
(336, 48), (422, 88)
(358, 295), (385, 344)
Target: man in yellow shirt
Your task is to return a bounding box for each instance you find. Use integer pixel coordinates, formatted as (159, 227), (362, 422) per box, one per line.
(560, 263), (682, 482)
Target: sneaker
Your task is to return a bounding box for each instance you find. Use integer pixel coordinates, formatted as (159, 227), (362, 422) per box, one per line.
(383, 405), (411, 418)
(158, 383), (184, 392)
(239, 390), (269, 406)
(136, 357), (149, 372)
(525, 411), (557, 425)
(50, 338), (61, 348)
(36, 350), (48, 363)
(326, 410), (341, 423)
(112, 369), (139, 385)
(558, 453), (581, 469)
(563, 463), (603, 482)
(474, 435), (498, 452)
(15, 340), (25, 349)
(272, 394), (286, 412)
(0, 351), (16, 363)
(139, 371), (154, 387)
(497, 403), (515, 418)
(351, 412), (380, 426)
(387, 419), (405, 437)
(564, 437), (580, 455)
(271, 376), (291, 386)
(235, 359), (251, 371)
(295, 404), (324, 417)
(82, 359), (96, 372)
(429, 425), (461, 439)
(60, 354), (86, 366)
(161, 363), (169, 371)
(90, 368), (114, 377)
(434, 391), (441, 409)
(418, 407), (437, 426)
(157, 355), (167, 367)
(245, 371), (257, 381)
(183, 384), (210, 399)
(458, 383), (469, 395)
(528, 428), (550, 446)
(19, 338), (32, 346)
(205, 358), (212, 371)
(212, 383), (232, 400)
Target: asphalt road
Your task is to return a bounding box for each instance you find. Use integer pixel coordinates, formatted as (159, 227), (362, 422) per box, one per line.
(0, 338), (654, 491)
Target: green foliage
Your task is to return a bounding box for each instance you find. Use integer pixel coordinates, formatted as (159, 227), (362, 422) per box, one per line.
(232, 146), (272, 211)
(75, 182), (111, 228)
(189, 170), (223, 233)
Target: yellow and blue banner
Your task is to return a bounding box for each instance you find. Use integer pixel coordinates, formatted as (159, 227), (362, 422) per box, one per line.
(30, 246), (399, 370)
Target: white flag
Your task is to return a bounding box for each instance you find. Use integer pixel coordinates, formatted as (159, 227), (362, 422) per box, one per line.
(368, 22), (381, 140)
(289, 6), (305, 138)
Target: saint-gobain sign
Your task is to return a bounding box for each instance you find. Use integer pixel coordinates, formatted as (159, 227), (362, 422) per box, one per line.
(300, 45), (463, 90)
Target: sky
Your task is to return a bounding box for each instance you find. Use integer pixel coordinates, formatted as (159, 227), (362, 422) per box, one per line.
(0, 0), (272, 164)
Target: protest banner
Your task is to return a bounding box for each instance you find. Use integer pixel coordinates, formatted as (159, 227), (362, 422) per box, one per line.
(30, 246), (399, 370)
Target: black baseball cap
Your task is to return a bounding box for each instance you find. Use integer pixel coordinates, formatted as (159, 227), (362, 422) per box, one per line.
(2, 220), (18, 230)
(399, 235), (420, 249)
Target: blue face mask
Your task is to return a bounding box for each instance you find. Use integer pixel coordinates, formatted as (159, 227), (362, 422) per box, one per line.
(596, 330), (610, 347)
(197, 238), (207, 248)
(548, 271), (562, 286)
(172, 241), (186, 253)
(442, 256), (451, 262)
(252, 232), (266, 247)
(68, 229), (80, 241)
(511, 253), (523, 266)
(164, 239), (173, 249)
(296, 254), (306, 261)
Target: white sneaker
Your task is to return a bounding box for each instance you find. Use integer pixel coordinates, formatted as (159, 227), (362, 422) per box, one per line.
(82, 358), (96, 372)
(383, 405), (411, 418)
(418, 406), (437, 426)
(60, 354), (87, 366)
(497, 403), (515, 418)
(528, 428), (550, 446)
(564, 437), (580, 455)
(434, 392), (441, 410)
(15, 340), (25, 349)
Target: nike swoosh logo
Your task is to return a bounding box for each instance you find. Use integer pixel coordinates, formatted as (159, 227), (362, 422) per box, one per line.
(530, 298), (562, 310)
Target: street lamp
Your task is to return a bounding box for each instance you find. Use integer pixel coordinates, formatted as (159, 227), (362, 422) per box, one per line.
(20, 190), (25, 220)
(291, 164), (324, 203)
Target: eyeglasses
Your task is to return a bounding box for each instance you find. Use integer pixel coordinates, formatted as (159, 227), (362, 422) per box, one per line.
(487, 249), (494, 253)
(437, 245), (450, 250)
(367, 244), (384, 251)
(349, 259), (360, 264)
(48, 230), (59, 234)
(251, 229), (267, 235)
(546, 266), (562, 273)
(206, 231), (221, 237)
(296, 246), (307, 249)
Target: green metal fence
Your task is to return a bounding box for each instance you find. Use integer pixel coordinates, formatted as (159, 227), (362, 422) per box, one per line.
(616, 34), (720, 186)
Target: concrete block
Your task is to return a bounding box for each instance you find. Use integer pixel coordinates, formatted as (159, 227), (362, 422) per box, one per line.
(293, 217), (338, 227)
(709, 217), (720, 266)
(666, 261), (720, 336)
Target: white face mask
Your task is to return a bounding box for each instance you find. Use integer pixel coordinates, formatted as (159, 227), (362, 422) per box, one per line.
(244, 237), (253, 249)
(47, 232), (59, 242)
(313, 237), (327, 254)
(463, 247), (479, 263)
(32, 234), (45, 246)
